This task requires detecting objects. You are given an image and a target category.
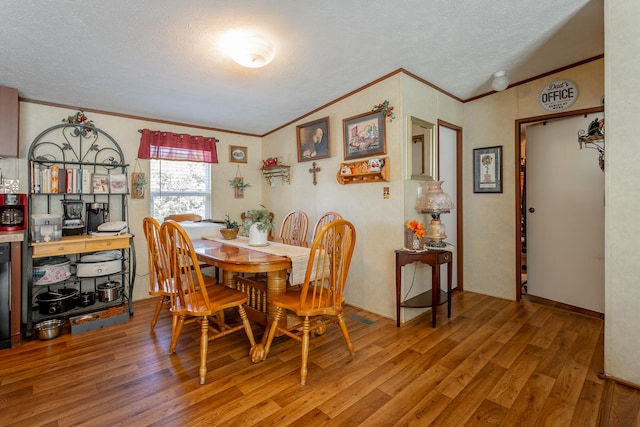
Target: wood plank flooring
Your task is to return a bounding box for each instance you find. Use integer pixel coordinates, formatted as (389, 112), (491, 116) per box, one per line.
(1, 291), (639, 426)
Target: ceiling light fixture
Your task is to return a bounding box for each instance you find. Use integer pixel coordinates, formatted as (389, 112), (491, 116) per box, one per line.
(221, 30), (276, 68)
(491, 70), (509, 92)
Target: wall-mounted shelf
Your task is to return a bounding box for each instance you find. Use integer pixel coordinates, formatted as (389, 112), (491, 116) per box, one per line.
(336, 157), (389, 185)
(261, 164), (291, 185)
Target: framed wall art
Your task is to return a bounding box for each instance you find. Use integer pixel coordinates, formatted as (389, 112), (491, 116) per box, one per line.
(343, 111), (386, 160)
(473, 146), (503, 193)
(296, 117), (330, 162)
(229, 145), (248, 163)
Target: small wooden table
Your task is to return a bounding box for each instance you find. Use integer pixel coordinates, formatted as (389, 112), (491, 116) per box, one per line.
(395, 249), (453, 328)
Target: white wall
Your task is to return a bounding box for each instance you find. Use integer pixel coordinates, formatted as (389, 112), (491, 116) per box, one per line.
(463, 59), (604, 301)
(14, 103), (263, 301)
(604, 0), (640, 386)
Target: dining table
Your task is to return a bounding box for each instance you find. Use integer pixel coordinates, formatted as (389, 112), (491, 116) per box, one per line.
(190, 236), (308, 333)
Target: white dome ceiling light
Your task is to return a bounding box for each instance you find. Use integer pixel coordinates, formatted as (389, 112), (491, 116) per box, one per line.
(220, 30), (276, 68)
(491, 70), (509, 92)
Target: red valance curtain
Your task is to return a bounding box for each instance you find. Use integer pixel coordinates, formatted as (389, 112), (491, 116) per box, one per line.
(137, 129), (218, 163)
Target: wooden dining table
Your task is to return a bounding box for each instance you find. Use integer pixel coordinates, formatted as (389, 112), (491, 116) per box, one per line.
(190, 237), (307, 331)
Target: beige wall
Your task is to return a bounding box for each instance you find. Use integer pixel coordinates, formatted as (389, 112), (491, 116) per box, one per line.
(604, 0), (640, 386)
(463, 59), (604, 301)
(13, 102), (263, 301)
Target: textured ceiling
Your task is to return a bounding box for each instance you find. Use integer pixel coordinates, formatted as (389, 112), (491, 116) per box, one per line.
(0, 1), (603, 136)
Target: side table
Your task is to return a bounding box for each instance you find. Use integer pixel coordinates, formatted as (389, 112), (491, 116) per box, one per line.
(395, 249), (453, 327)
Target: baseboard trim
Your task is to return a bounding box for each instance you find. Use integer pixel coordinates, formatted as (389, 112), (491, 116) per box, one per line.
(522, 294), (603, 319)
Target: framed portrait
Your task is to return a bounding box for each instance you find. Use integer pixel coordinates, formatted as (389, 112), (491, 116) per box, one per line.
(296, 117), (330, 162)
(343, 111), (386, 160)
(473, 146), (503, 193)
(229, 145), (248, 163)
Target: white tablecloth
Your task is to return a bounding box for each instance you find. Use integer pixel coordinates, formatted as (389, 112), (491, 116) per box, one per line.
(206, 236), (311, 285)
(180, 221), (222, 240)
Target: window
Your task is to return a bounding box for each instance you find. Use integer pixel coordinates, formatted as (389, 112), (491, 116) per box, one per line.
(150, 159), (211, 221)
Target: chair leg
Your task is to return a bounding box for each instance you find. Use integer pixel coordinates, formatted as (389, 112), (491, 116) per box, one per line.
(170, 314), (186, 354)
(258, 307), (285, 361)
(336, 313), (355, 355)
(199, 316), (209, 385)
(150, 295), (166, 331)
(237, 305), (256, 346)
(300, 316), (311, 385)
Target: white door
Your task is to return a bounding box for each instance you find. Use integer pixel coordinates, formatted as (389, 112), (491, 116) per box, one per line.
(525, 113), (604, 312)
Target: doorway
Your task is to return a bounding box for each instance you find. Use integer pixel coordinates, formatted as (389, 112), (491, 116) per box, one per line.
(438, 120), (463, 290)
(517, 109), (604, 313)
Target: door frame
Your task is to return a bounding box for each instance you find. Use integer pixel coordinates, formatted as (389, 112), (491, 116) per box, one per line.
(438, 119), (463, 290)
(514, 106), (604, 301)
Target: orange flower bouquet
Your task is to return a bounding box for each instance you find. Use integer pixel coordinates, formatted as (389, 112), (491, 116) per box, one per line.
(406, 219), (426, 250)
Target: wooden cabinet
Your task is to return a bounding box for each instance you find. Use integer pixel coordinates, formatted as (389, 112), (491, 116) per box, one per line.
(0, 86), (19, 157)
(24, 122), (135, 337)
(336, 157), (389, 184)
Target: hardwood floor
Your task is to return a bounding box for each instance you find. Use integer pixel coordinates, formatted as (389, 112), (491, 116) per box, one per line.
(1, 291), (639, 426)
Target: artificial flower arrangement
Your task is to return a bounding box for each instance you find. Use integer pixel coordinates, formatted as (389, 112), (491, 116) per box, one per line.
(407, 219), (426, 239)
(62, 110), (94, 127)
(372, 100), (396, 121)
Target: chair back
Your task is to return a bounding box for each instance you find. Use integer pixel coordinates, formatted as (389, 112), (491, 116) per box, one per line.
(143, 217), (170, 294)
(299, 219), (356, 314)
(279, 209), (309, 241)
(312, 211), (343, 240)
(160, 220), (210, 315)
(164, 213), (202, 222)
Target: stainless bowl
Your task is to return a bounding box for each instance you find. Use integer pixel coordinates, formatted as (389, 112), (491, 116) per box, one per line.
(34, 319), (65, 340)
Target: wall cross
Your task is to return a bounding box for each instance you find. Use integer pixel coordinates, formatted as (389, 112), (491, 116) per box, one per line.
(309, 161), (321, 185)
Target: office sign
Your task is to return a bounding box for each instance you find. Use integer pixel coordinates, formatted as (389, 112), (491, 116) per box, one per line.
(539, 79), (578, 112)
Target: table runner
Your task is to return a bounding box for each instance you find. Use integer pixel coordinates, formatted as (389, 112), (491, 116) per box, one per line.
(203, 236), (310, 285)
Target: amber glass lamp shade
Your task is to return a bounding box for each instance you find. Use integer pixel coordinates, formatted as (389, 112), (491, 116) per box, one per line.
(415, 181), (455, 247)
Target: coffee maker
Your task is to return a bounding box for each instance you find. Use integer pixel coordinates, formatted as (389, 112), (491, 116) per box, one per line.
(61, 200), (84, 236)
(86, 202), (109, 233)
(0, 194), (27, 231)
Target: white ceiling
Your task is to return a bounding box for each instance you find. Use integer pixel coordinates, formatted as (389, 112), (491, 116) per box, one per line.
(1, 1), (603, 136)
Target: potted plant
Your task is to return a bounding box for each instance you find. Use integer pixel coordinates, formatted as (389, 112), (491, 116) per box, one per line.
(220, 214), (240, 240)
(241, 205), (274, 246)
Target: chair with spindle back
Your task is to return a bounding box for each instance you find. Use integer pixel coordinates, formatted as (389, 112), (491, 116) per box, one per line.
(160, 220), (255, 384)
(279, 209), (309, 242)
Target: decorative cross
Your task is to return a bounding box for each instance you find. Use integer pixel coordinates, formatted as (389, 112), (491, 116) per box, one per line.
(309, 161), (321, 185)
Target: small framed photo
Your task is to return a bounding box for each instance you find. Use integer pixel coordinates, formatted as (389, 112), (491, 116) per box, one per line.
(229, 145), (248, 163)
(92, 174), (109, 194)
(296, 117), (330, 162)
(109, 174), (128, 194)
(343, 111), (386, 160)
(473, 146), (503, 193)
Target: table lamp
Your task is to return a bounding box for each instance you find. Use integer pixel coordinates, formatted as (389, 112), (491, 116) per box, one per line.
(415, 181), (455, 248)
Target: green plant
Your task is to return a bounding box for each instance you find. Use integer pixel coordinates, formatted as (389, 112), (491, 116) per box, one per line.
(228, 178), (251, 189)
(134, 173), (149, 187)
(223, 214), (239, 229)
(241, 205), (274, 234)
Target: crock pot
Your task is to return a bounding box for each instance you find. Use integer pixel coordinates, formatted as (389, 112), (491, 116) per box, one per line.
(36, 287), (79, 315)
(97, 281), (121, 302)
(33, 257), (71, 286)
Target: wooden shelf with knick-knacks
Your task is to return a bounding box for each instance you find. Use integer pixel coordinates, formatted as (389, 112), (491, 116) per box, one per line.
(336, 156), (389, 185)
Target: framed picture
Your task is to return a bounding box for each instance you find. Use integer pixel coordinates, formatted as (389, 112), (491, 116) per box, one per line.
(343, 111), (386, 160)
(229, 145), (248, 163)
(473, 146), (503, 193)
(92, 173), (109, 194)
(296, 117), (330, 162)
(109, 174), (128, 194)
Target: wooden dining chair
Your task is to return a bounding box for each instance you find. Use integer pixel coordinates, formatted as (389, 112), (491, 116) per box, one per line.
(251, 219), (356, 385)
(164, 213), (202, 222)
(279, 209), (309, 241)
(142, 217), (171, 332)
(160, 220), (255, 385)
(312, 211), (343, 240)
